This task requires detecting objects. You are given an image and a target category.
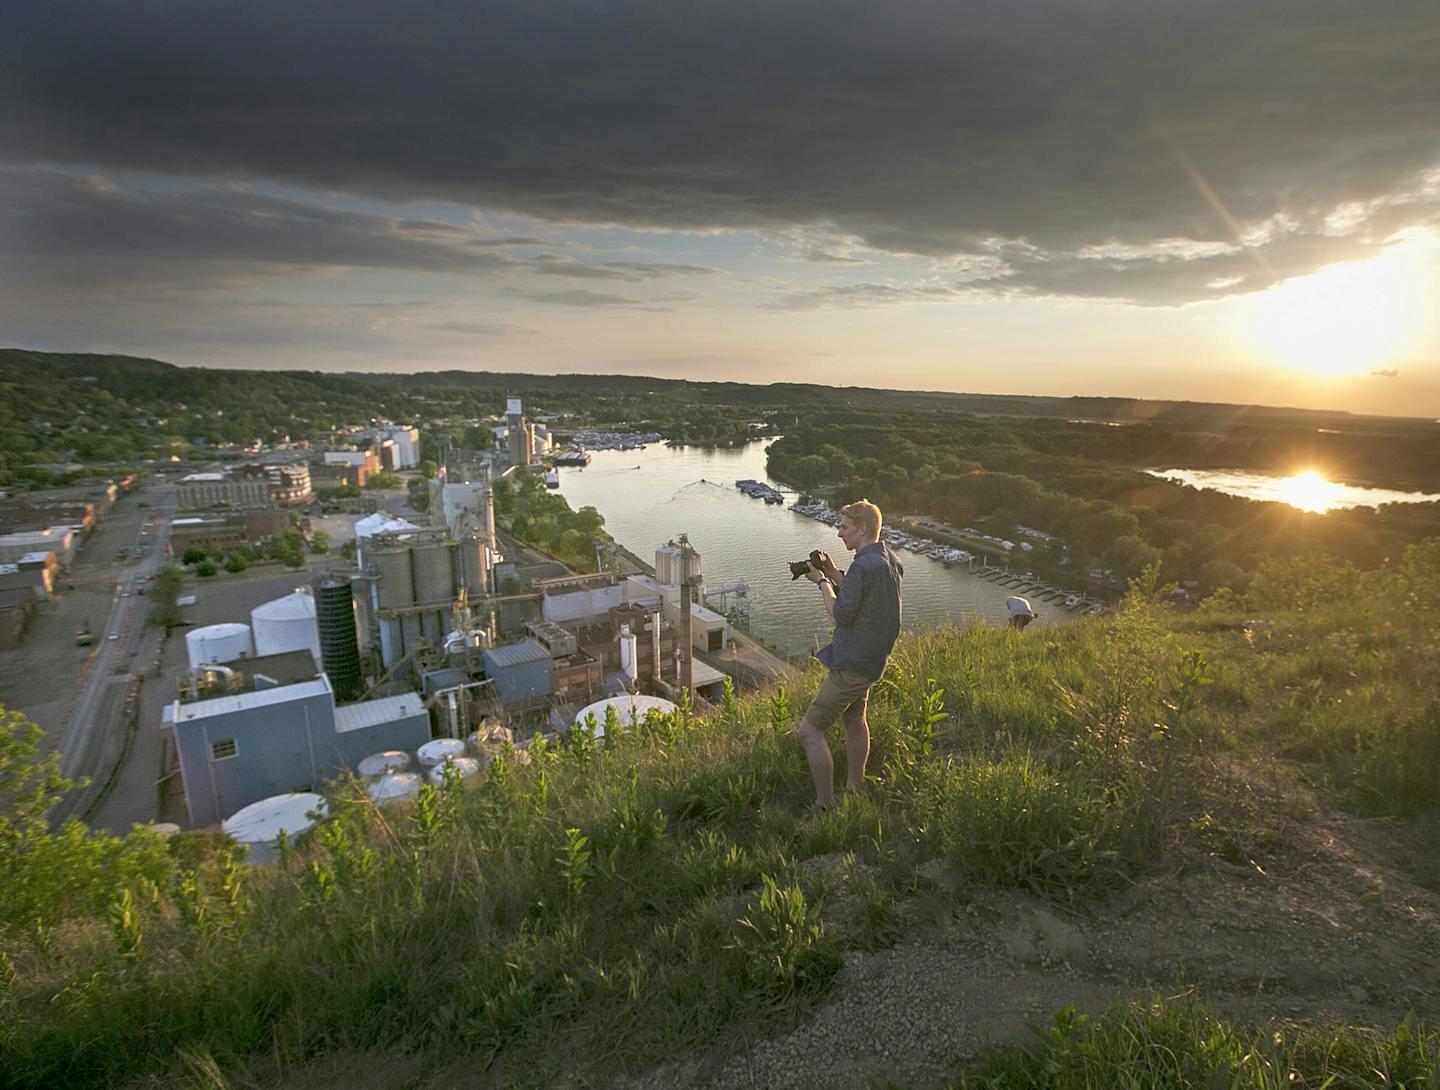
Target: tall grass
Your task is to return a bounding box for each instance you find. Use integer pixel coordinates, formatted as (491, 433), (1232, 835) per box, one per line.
(3, 561), (1438, 1088)
(954, 996), (1438, 1089)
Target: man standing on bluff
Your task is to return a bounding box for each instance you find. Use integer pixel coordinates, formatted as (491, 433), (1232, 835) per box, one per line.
(799, 499), (904, 810)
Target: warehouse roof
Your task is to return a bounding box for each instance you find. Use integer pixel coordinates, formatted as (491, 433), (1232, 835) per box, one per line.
(172, 677), (332, 722)
(484, 639), (550, 669)
(335, 693), (424, 734)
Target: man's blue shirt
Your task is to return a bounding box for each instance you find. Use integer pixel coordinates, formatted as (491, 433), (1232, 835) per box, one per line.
(815, 541), (904, 681)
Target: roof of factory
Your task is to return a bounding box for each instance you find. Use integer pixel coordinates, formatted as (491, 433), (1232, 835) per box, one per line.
(484, 639), (550, 669)
(171, 677), (332, 722)
(335, 693), (425, 734)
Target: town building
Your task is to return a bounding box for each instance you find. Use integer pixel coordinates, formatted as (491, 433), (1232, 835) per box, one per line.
(168, 510), (291, 553)
(176, 473), (271, 509)
(163, 669), (429, 828)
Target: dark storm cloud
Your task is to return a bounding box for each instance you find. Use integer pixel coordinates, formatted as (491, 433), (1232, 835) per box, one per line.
(0, 171), (526, 275)
(4, 1), (1439, 303)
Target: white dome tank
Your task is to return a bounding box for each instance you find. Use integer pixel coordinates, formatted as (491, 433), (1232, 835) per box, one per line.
(575, 695), (678, 739)
(417, 738), (468, 767)
(368, 772), (421, 804)
(222, 792), (327, 864)
(427, 756), (481, 784)
(357, 751), (411, 779)
(186, 623), (254, 669)
(251, 589), (321, 662)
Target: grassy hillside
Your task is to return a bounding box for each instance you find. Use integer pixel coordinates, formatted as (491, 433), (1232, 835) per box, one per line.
(3, 545), (1439, 1089)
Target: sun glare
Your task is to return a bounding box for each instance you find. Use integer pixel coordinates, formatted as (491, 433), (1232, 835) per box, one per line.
(1275, 470), (1344, 513)
(1242, 239), (1427, 379)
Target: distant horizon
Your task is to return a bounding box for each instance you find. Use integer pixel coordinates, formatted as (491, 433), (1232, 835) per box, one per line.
(10, 345), (1438, 424)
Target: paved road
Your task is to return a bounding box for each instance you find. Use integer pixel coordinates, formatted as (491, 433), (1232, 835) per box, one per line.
(48, 481), (176, 825)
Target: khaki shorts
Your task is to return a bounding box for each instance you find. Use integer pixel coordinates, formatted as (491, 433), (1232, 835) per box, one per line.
(803, 668), (874, 730)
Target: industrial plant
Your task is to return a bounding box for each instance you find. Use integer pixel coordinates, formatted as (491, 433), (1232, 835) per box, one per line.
(151, 401), (745, 843)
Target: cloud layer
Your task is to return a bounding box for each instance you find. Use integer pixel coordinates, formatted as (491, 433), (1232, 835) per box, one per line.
(4, 1), (1440, 304)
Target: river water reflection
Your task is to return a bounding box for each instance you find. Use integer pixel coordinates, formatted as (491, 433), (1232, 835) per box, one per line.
(1147, 468), (1440, 514)
(555, 440), (1070, 658)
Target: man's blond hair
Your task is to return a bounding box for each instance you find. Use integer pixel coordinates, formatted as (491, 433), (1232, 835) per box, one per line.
(840, 499), (882, 541)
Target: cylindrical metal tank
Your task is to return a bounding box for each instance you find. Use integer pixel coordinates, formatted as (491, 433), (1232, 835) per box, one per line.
(372, 547), (414, 609)
(186, 623), (254, 669)
(427, 756), (480, 785)
(619, 624), (638, 684)
(412, 541), (456, 605)
(222, 792), (327, 864)
(417, 738), (467, 767)
(315, 577), (363, 701)
(458, 532), (486, 595)
(357, 751), (411, 779)
(251, 589), (320, 662)
(575, 695), (678, 739)
(368, 773), (421, 804)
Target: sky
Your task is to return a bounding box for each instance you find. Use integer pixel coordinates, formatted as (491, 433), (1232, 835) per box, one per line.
(4, 1), (1440, 417)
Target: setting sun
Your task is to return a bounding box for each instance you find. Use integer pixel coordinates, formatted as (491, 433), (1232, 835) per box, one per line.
(1241, 236), (1428, 379)
(1274, 469), (1345, 513)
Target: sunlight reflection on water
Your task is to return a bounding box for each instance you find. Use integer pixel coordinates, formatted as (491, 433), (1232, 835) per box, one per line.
(1148, 468), (1440, 513)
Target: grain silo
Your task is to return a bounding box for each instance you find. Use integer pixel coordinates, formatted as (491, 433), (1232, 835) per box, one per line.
(315, 577), (363, 701)
(185, 622), (254, 669)
(251, 589), (321, 662)
(412, 540), (456, 605)
(372, 546), (415, 609)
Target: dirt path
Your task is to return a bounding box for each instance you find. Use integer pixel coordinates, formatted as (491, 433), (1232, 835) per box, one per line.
(604, 809), (1440, 1090)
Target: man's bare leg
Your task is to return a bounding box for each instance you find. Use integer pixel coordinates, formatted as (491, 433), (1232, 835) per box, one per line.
(797, 714), (835, 809)
(841, 708), (869, 792)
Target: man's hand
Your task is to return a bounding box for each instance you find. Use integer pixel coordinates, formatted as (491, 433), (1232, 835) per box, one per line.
(804, 564), (827, 584)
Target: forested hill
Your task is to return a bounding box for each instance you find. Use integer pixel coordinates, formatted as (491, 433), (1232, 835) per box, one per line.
(6, 348), (1435, 468)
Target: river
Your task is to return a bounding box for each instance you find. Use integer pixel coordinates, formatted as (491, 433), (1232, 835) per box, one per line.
(554, 439), (1072, 658)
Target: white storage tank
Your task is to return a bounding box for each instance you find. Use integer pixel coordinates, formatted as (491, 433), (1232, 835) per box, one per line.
(427, 756), (481, 785)
(417, 738), (467, 767)
(575, 695), (678, 739)
(251, 589), (321, 663)
(186, 622), (254, 669)
(368, 772), (421, 804)
(357, 751), (411, 779)
(222, 792), (327, 864)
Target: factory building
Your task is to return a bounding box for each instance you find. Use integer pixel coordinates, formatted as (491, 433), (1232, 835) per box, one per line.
(0, 498), (98, 535)
(322, 449), (382, 475)
(374, 425), (420, 469)
(168, 510), (291, 553)
(428, 477), (498, 544)
(238, 463), (313, 506)
(0, 527), (76, 569)
(0, 553), (59, 599)
(163, 670), (429, 828)
(505, 397), (538, 467)
(311, 460), (370, 488)
(358, 526), (492, 670)
(176, 473), (271, 509)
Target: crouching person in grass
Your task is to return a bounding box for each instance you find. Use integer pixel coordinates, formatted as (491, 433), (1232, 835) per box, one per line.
(798, 499), (904, 810)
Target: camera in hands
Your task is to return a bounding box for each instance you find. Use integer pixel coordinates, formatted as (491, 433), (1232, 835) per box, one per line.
(788, 549), (834, 583)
